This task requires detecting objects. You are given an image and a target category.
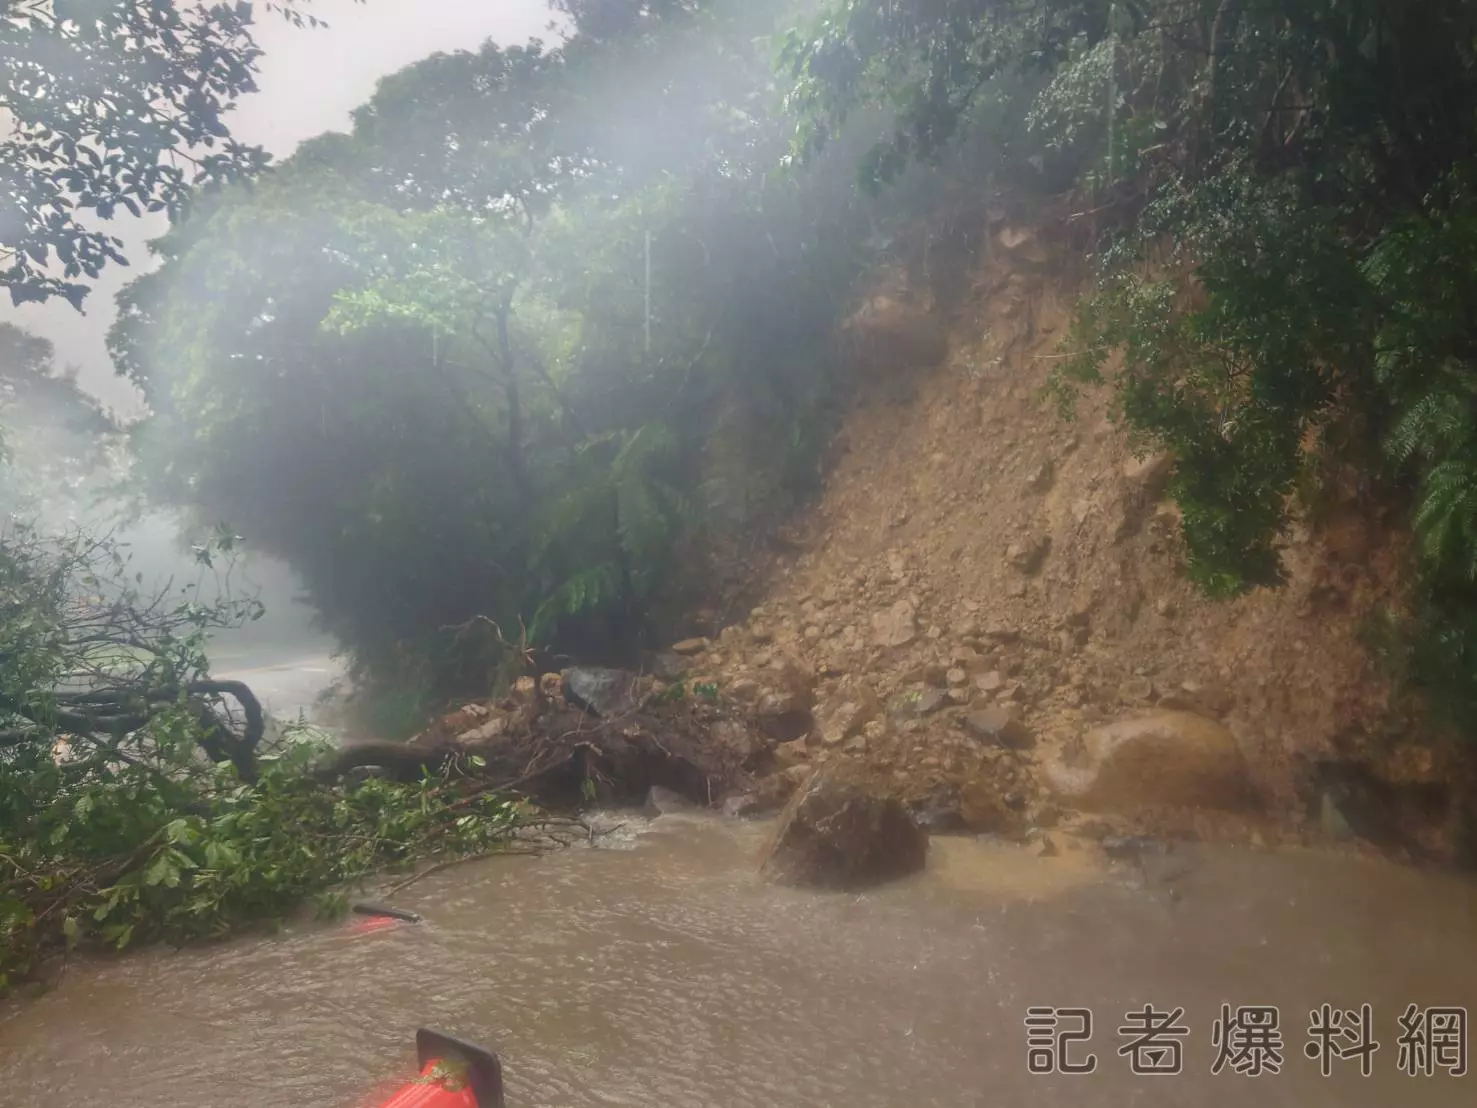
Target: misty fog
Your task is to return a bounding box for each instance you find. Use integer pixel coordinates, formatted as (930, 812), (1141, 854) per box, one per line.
(1, 0), (565, 691)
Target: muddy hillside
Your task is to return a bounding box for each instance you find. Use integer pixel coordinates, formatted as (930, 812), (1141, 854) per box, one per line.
(419, 202), (1475, 866)
(688, 203), (1477, 858)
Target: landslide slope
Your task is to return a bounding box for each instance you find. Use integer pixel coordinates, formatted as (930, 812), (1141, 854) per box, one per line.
(674, 204), (1470, 859)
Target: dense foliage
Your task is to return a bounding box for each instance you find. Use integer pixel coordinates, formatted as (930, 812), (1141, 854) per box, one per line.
(0, 322), (118, 519)
(0, 521), (521, 990)
(112, 0), (908, 721)
(780, 0), (1477, 731)
(0, 1), (357, 308)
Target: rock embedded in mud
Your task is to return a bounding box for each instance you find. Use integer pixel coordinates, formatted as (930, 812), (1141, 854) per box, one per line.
(1119, 677), (1155, 703)
(912, 688), (949, 716)
(729, 764), (816, 820)
(975, 670), (1005, 694)
(814, 680), (879, 747)
(710, 719), (762, 766)
(722, 793), (763, 819)
(871, 597), (918, 648)
(1024, 459), (1055, 493)
(726, 676), (760, 701)
(759, 765), (928, 890)
(1043, 712), (1257, 814)
(958, 771), (1029, 837)
(773, 737), (811, 770)
(1006, 536), (1051, 575)
(963, 706), (1035, 750)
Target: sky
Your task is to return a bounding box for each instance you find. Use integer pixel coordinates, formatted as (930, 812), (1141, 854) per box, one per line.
(1, 0), (565, 417)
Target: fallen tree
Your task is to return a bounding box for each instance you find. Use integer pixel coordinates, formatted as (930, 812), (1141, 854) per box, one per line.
(318, 672), (763, 812)
(0, 527), (521, 994)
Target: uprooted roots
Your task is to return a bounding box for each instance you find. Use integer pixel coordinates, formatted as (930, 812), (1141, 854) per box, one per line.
(317, 701), (754, 811)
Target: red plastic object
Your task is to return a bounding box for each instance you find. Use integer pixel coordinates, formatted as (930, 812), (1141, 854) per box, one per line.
(374, 1060), (481, 1108)
(347, 915), (405, 936)
(373, 1029), (505, 1108)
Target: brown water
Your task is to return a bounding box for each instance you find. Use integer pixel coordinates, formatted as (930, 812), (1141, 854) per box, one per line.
(3, 814), (1476, 1107)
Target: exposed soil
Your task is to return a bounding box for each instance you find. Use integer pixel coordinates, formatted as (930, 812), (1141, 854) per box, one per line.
(665, 206), (1475, 864)
(367, 202), (1475, 868)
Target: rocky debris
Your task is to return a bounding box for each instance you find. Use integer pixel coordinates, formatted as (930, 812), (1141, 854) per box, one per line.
(912, 688), (949, 716)
(709, 719), (764, 768)
(1006, 536), (1050, 575)
(994, 226), (1050, 266)
(910, 787), (970, 832)
(759, 764), (928, 889)
(871, 597), (918, 648)
(963, 706), (1035, 751)
(651, 651), (691, 680)
(1024, 459), (1055, 493)
(838, 295), (951, 374)
(725, 764), (815, 820)
(1043, 712), (1257, 814)
(562, 666), (642, 718)
(722, 793), (765, 819)
(1119, 676), (1155, 703)
(772, 737), (812, 770)
(671, 638), (709, 655)
(625, 224), (1452, 860)
(958, 769), (1030, 836)
(814, 679), (880, 747)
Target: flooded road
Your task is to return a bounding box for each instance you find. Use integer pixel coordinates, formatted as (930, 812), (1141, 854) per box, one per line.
(210, 646), (345, 726)
(2, 816), (1475, 1107)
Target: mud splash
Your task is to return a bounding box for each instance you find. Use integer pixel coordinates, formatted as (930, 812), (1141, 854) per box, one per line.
(2, 818), (1475, 1107)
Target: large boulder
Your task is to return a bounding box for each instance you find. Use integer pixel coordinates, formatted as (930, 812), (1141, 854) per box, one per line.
(1043, 712), (1257, 813)
(759, 765), (928, 889)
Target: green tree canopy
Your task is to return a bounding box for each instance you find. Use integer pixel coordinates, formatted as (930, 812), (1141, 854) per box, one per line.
(0, 0), (355, 308)
(113, 0), (889, 715)
(779, 0), (1477, 726)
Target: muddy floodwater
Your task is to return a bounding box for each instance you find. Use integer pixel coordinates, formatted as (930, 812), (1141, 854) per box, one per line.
(3, 816), (1476, 1107)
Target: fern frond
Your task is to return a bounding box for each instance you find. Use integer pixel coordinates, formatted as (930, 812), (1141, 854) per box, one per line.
(1414, 458), (1477, 582)
(528, 562), (620, 644)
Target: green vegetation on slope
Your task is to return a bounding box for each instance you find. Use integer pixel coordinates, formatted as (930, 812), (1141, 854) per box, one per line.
(779, 0), (1477, 733)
